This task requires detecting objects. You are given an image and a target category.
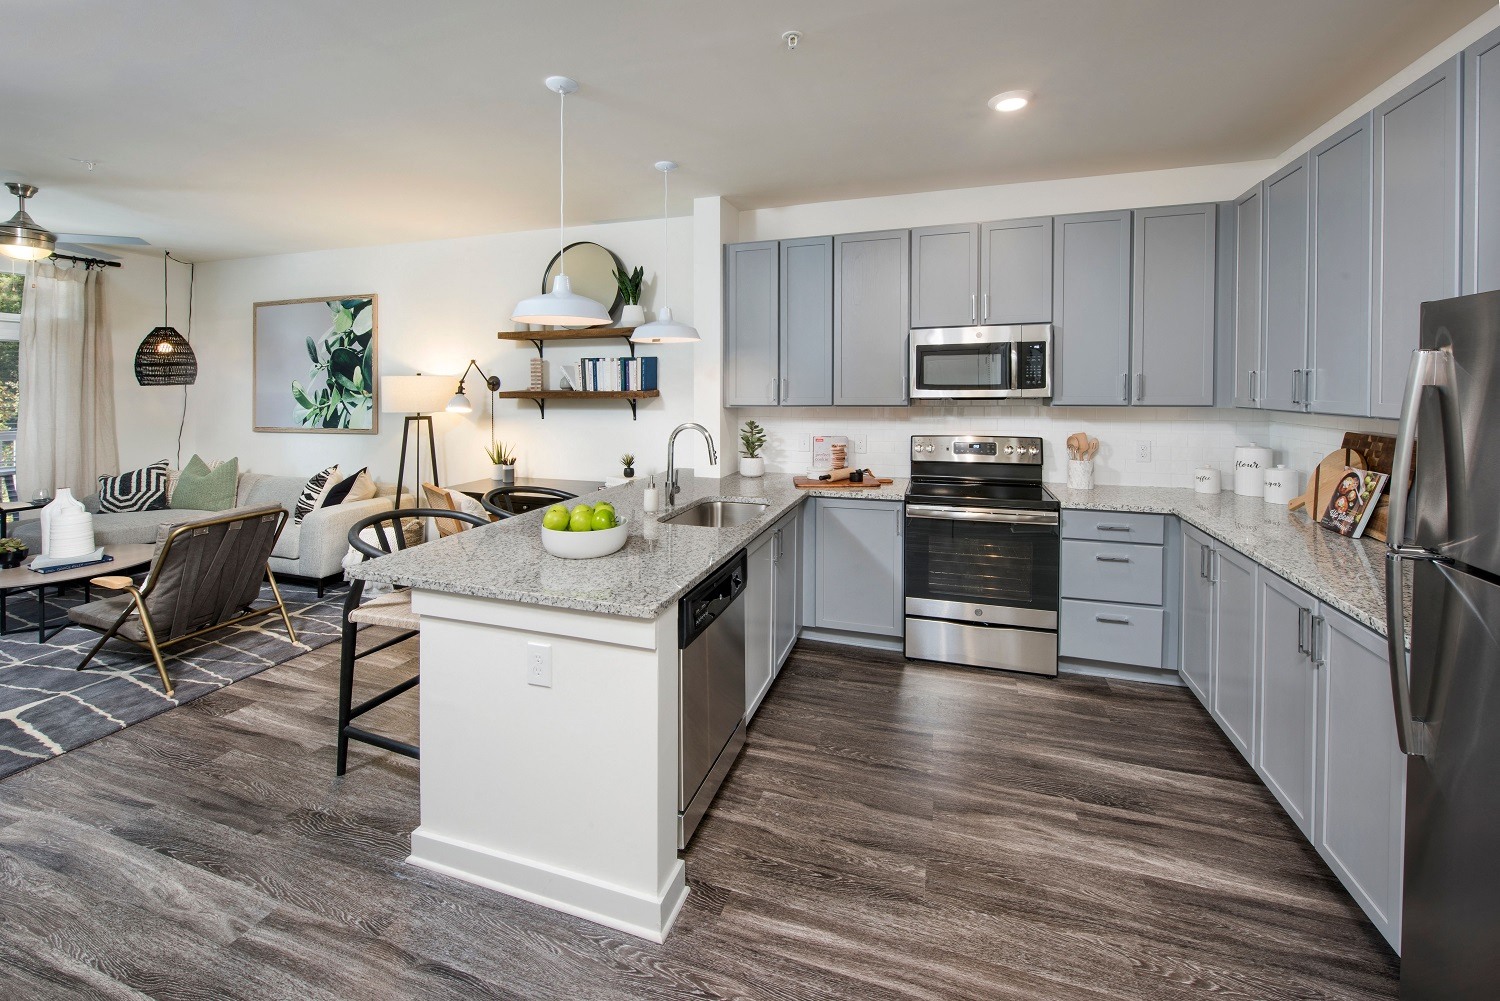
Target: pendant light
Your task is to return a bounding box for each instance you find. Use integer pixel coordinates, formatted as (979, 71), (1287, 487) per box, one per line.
(510, 76), (612, 328)
(0, 183), (57, 262)
(631, 161), (699, 344)
(134, 251), (198, 386)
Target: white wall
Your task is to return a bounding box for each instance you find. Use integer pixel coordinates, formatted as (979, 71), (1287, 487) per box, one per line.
(108, 252), (200, 472)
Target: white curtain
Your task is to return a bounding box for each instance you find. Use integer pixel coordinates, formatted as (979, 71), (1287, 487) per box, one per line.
(18, 262), (118, 498)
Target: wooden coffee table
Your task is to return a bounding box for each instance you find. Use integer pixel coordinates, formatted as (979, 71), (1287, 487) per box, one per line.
(0, 543), (156, 642)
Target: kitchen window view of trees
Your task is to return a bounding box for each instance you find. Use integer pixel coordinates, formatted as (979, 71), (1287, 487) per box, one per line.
(1, 271), (22, 502)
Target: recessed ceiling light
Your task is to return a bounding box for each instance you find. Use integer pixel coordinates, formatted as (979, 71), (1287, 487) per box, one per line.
(988, 90), (1033, 113)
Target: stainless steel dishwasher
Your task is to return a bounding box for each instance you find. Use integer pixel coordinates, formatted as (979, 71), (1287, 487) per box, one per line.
(678, 550), (747, 848)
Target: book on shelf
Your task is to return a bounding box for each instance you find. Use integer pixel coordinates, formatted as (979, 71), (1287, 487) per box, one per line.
(577, 356), (658, 393)
(1318, 467), (1389, 539)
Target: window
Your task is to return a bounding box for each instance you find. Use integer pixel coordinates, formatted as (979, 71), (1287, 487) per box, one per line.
(0, 272), (20, 317)
(0, 269), (20, 501)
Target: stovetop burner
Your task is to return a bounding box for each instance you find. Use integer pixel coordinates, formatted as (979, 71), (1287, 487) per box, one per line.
(905, 479), (1060, 510)
(905, 434), (1055, 511)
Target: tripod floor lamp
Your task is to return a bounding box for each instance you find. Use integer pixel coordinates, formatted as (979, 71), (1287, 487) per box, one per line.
(380, 375), (455, 506)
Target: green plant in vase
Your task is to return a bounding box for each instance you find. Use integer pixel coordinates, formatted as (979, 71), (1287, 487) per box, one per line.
(612, 265), (646, 327)
(739, 420), (767, 478)
(486, 440), (518, 482)
(0, 536), (28, 569)
(620, 453), (636, 478)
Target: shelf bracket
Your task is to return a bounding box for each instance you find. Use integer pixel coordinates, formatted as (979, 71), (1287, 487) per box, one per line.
(528, 339), (545, 358)
(627, 398), (638, 421)
(527, 398), (547, 419)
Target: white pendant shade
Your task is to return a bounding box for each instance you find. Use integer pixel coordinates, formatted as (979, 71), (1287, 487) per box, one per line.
(511, 274), (612, 327)
(631, 307), (699, 344)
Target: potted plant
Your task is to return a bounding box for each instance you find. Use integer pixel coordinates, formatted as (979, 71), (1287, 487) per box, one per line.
(612, 264), (645, 327)
(0, 537), (28, 569)
(485, 441), (518, 484)
(739, 420), (767, 478)
(620, 453), (636, 479)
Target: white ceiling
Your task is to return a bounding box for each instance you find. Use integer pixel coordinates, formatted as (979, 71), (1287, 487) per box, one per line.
(2, 0), (1490, 261)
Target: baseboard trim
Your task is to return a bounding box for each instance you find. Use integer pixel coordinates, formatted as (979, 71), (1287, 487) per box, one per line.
(1059, 657), (1185, 687)
(797, 627), (903, 652)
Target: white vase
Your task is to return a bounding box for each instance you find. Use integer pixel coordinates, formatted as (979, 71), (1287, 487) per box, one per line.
(490, 464), (506, 481)
(620, 304), (646, 327)
(740, 456), (765, 478)
(1066, 459), (1095, 491)
(39, 488), (81, 558)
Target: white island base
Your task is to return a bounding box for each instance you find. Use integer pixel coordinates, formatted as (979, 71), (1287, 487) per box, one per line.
(406, 589), (687, 942)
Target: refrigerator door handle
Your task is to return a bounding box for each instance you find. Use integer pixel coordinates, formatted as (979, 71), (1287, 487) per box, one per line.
(1387, 348), (1448, 551)
(1386, 550), (1434, 757)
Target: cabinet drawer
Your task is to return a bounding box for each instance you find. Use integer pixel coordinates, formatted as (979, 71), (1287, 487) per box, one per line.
(1060, 599), (1166, 669)
(1060, 510), (1166, 544)
(1059, 540), (1164, 605)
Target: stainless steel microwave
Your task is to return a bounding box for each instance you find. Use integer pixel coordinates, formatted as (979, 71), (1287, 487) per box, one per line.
(909, 325), (1053, 401)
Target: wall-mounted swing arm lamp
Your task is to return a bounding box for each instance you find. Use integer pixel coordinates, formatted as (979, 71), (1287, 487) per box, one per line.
(446, 360), (501, 414)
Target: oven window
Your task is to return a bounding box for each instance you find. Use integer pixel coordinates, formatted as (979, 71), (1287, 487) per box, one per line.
(915, 344), (1013, 391)
(904, 516), (1058, 611)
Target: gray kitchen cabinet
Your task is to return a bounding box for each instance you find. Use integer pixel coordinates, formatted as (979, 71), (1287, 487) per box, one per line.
(1465, 26), (1500, 295)
(1261, 156), (1311, 413)
(1059, 539), (1165, 606)
(1307, 116), (1374, 417)
(773, 507), (802, 669)
(1210, 544), (1258, 764)
(1256, 571), (1319, 839)
(1179, 524), (1215, 707)
(1130, 204), (1217, 406)
(1315, 605), (1405, 951)
(1051, 210), (1133, 405)
(779, 236), (834, 406)
(1371, 56), (1461, 419)
(813, 498), (904, 637)
(745, 530), (776, 721)
(981, 217), (1053, 323)
(911, 224), (979, 328)
(1233, 186), (1264, 409)
(723, 241), (780, 406)
(834, 230), (910, 406)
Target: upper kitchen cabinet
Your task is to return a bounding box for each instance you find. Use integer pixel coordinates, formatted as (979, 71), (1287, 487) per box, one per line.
(1465, 26), (1500, 295)
(834, 230), (911, 406)
(1130, 204), (1217, 406)
(1051, 210), (1132, 405)
(981, 217), (1053, 324)
(1233, 186), (1264, 408)
(910, 224), (979, 328)
(723, 241), (780, 407)
(1371, 56), (1461, 419)
(1307, 115), (1374, 417)
(779, 237), (834, 406)
(1261, 156), (1312, 413)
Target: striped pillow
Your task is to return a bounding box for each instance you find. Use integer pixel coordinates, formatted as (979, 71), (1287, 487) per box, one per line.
(98, 461), (171, 513)
(294, 465), (341, 523)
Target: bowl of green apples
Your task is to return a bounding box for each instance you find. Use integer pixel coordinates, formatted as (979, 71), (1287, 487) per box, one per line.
(540, 501), (629, 559)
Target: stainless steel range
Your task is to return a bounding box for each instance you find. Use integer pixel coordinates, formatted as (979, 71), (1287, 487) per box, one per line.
(903, 435), (1060, 676)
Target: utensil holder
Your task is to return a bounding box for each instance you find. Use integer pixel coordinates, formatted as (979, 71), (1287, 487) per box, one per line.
(1067, 459), (1095, 491)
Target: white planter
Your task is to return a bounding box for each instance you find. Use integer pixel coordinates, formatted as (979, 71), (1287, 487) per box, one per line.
(620, 304), (646, 327)
(500, 464), (516, 485)
(490, 464), (507, 481)
(740, 456), (765, 478)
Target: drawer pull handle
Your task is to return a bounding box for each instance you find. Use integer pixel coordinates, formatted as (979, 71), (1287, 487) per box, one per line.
(1095, 614), (1132, 625)
(1097, 524), (1132, 532)
(1094, 554), (1131, 563)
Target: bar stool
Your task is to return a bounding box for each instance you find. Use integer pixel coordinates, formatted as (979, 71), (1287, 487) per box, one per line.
(480, 485), (577, 520)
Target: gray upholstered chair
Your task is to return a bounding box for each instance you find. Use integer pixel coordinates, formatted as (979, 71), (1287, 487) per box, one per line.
(67, 505), (296, 697)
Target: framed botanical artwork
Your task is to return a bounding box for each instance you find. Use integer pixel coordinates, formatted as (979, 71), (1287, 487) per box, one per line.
(253, 294), (378, 433)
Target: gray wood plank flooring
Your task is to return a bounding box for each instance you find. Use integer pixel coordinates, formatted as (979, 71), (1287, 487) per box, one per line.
(0, 636), (1398, 1000)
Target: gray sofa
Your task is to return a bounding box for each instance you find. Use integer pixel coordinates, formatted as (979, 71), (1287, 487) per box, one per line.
(13, 472), (403, 593)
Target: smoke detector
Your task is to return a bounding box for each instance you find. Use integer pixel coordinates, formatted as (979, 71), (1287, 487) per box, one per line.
(781, 30), (801, 50)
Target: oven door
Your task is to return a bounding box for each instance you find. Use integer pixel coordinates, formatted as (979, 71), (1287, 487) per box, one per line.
(903, 504), (1059, 628)
(909, 328), (1017, 399)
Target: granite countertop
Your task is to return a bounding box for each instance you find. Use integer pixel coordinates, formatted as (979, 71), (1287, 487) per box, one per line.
(1048, 484), (1407, 638)
(350, 473), (907, 619)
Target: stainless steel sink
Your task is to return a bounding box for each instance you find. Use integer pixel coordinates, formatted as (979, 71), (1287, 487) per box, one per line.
(659, 499), (769, 528)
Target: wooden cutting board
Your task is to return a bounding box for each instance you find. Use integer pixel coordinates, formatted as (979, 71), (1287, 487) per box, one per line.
(793, 474), (894, 489)
(1341, 431), (1400, 543)
(1289, 449), (1367, 520)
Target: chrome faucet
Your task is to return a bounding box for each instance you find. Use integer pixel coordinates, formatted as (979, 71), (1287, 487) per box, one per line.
(666, 422), (718, 505)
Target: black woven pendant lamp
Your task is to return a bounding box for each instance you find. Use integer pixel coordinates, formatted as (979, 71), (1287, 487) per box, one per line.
(135, 251), (197, 386)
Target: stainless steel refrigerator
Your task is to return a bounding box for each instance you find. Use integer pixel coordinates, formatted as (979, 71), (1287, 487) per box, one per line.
(1387, 290), (1500, 999)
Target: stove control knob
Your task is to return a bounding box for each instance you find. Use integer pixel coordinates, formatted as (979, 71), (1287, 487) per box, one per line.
(1027, 446), (1040, 455)
(1004, 444), (1015, 455)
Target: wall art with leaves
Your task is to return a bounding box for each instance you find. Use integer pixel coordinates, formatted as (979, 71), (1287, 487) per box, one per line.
(253, 295), (379, 433)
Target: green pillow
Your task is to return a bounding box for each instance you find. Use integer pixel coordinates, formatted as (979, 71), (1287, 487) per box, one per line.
(170, 455), (239, 511)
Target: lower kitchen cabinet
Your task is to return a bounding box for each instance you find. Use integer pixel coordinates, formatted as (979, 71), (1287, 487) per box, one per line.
(745, 530), (776, 720)
(1209, 545), (1258, 763)
(772, 508), (801, 668)
(1255, 571), (1320, 839)
(1057, 512), (1176, 671)
(1179, 525), (1215, 704)
(813, 498), (904, 637)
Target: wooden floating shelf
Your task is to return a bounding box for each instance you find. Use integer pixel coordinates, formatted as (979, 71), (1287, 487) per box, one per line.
(497, 327), (640, 357)
(495, 388), (659, 420)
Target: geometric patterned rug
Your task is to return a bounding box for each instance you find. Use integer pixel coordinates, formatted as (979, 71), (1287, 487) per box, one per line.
(0, 581), (344, 780)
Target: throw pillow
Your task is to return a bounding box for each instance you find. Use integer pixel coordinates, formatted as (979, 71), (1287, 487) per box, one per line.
(322, 466), (376, 507)
(166, 456), (227, 498)
(170, 455), (240, 511)
(294, 465), (341, 523)
(98, 461), (170, 513)
(421, 483), (490, 536)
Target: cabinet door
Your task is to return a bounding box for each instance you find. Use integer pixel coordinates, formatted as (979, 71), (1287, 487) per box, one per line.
(773, 510), (801, 669)
(1261, 156), (1311, 412)
(1130, 204), (1217, 406)
(1466, 27), (1500, 294)
(814, 499), (904, 636)
(911, 224), (979, 328)
(980, 217), (1052, 323)
(1051, 211), (1132, 405)
(834, 231), (910, 406)
(1255, 571), (1319, 838)
(1233, 187), (1264, 408)
(1315, 605), (1405, 950)
(1307, 116), (1374, 417)
(1210, 545), (1258, 763)
(779, 237), (834, 406)
(1179, 525), (1215, 707)
(745, 532), (776, 721)
(1371, 56), (1461, 418)
(724, 241), (780, 406)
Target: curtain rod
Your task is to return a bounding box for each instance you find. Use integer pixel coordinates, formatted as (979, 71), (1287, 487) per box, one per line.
(49, 252), (121, 269)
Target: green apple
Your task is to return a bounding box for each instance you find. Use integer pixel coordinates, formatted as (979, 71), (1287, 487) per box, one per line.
(569, 507), (594, 532)
(590, 508), (616, 531)
(542, 506), (570, 531)
(593, 501), (615, 515)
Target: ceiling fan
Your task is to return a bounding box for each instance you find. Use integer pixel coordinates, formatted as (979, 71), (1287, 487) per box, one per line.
(0, 182), (149, 262)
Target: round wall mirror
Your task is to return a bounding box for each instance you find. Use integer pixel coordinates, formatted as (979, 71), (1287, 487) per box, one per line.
(542, 241), (624, 325)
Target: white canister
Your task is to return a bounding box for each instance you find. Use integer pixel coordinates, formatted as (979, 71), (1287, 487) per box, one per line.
(1066, 459), (1094, 491)
(1263, 465), (1296, 506)
(1233, 443), (1274, 497)
(1193, 466), (1222, 494)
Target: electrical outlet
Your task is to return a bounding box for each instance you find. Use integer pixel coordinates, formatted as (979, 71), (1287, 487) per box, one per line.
(854, 434), (869, 454)
(527, 642), (552, 688)
(1135, 440), (1152, 463)
(797, 435), (811, 452)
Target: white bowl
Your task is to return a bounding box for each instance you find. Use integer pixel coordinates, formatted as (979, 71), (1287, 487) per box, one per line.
(541, 518), (629, 559)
